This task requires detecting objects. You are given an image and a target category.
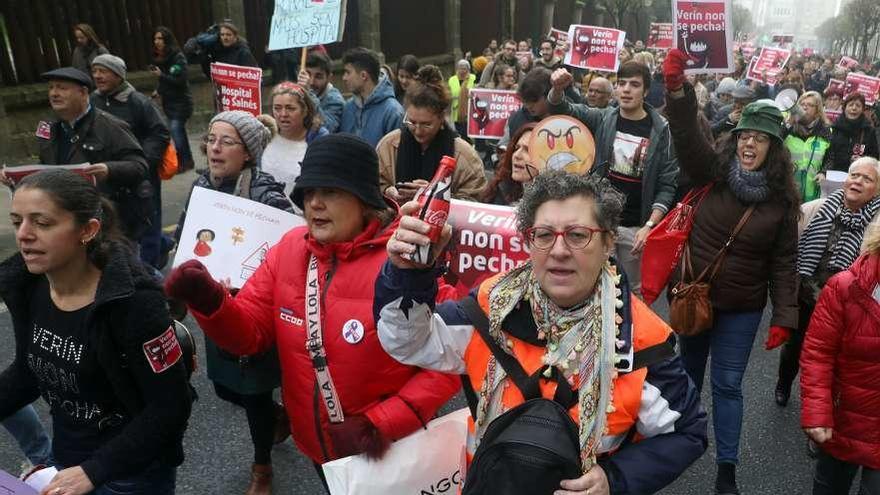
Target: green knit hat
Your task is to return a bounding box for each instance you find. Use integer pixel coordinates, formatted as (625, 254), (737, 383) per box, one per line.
(733, 101), (784, 142)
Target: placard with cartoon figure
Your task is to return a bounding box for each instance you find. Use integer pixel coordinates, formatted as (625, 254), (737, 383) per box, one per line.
(528, 115), (596, 176)
(172, 187), (304, 288)
(673, 0), (735, 74)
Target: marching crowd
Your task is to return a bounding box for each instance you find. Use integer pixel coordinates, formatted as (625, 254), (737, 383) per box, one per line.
(1, 19), (880, 495)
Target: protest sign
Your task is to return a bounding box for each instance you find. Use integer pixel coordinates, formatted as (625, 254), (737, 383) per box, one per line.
(3, 163), (94, 186)
(442, 200), (529, 296)
(837, 56), (859, 71)
(844, 73), (880, 107)
(268, 0), (347, 50)
(172, 187), (304, 288)
(210, 63), (263, 116)
(565, 25), (626, 72)
(548, 28), (570, 59)
(771, 34), (794, 45)
(827, 78), (845, 94)
(647, 23), (674, 49)
(0, 469), (37, 495)
(739, 41), (756, 59)
(467, 88), (521, 140)
(746, 47), (791, 86)
(673, 0), (735, 74)
(516, 50), (533, 69)
(825, 108), (842, 123)
(529, 116), (596, 175)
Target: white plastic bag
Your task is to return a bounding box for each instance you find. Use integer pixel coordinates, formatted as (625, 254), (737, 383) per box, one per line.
(322, 408), (469, 494)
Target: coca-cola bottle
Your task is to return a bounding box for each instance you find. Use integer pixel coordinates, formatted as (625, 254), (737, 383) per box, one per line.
(407, 155), (457, 265)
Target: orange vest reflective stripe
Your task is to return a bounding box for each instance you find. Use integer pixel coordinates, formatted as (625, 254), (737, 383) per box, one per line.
(463, 273), (672, 466)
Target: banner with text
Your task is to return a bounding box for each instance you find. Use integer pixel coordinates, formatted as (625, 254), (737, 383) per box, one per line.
(3, 163), (94, 186)
(565, 25), (626, 72)
(210, 63), (263, 116)
(442, 200), (530, 297)
(268, 0), (347, 50)
(172, 187), (304, 288)
(746, 47), (791, 86)
(648, 23), (674, 49)
(844, 73), (880, 107)
(827, 78), (845, 94)
(548, 28), (570, 59)
(673, 0), (735, 74)
(837, 56), (859, 71)
(467, 89), (521, 140)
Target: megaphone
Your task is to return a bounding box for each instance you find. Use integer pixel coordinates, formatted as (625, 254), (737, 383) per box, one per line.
(774, 88), (803, 119)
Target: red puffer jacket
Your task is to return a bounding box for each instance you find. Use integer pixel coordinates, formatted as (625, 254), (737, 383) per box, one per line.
(800, 253), (880, 470)
(192, 217), (461, 463)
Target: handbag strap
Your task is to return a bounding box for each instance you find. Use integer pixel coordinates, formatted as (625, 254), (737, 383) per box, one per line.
(690, 204), (757, 284)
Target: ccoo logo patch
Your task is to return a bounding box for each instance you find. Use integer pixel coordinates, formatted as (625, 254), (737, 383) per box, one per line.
(341, 319), (365, 344)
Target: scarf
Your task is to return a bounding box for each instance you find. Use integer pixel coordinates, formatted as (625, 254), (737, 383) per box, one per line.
(394, 124), (456, 184)
(798, 189), (880, 276)
(473, 261), (622, 472)
(727, 160), (770, 203)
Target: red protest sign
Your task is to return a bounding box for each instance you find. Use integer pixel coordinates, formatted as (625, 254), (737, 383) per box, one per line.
(844, 73), (880, 107)
(825, 108), (842, 123)
(746, 47), (791, 86)
(516, 51), (533, 69)
(771, 34), (794, 45)
(3, 163), (96, 186)
(210, 62), (263, 116)
(827, 78), (845, 94)
(467, 88), (521, 140)
(837, 56), (859, 71)
(548, 28), (570, 59)
(648, 23), (674, 49)
(442, 200), (530, 297)
(564, 25), (626, 72)
(740, 41), (756, 59)
(673, 0), (735, 74)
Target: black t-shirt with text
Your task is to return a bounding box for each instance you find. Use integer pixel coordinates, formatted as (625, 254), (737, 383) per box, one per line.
(27, 278), (124, 468)
(609, 115), (653, 227)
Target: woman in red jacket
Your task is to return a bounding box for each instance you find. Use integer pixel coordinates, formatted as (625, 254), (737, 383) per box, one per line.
(165, 134), (460, 492)
(800, 227), (880, 494)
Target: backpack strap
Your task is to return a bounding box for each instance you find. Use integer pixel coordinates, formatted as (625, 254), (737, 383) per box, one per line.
(631, 334), (676, 371)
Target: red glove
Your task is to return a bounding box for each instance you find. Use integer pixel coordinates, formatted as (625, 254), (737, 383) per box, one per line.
(663, 48), (689, 91)
(328, 415), (391, 460)
(164, 259), (225, 316)
(764, 326), (792, 350)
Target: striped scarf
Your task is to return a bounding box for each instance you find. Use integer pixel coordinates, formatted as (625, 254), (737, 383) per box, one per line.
(798, 189), (880, 276)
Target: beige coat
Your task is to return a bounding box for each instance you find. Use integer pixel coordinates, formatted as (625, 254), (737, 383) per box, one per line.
(376, 129), (487, 202)
(799, 197), (880, 252)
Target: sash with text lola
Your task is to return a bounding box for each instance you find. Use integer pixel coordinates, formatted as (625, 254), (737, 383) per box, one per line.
(305, 255), (345, 423)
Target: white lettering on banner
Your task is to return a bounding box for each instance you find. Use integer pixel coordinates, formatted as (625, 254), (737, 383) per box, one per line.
(269, 0), (346, 50)
(305, 255), (345, 423)
(458, 252), (527, 272)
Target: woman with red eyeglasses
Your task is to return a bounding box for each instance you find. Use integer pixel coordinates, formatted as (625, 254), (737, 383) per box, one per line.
(262, 82), (329, 200)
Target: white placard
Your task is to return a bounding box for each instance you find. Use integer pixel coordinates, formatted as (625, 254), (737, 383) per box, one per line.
(268, 0), (347, 51)
(820, 171), (848, 198)
(172, 187), (304, 288)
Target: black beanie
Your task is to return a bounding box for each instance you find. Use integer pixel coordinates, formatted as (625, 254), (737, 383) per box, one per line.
(291, 133), (387, 210)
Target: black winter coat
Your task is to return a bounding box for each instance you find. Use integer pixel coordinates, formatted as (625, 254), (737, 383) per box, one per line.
(91, 83), (170, 173)
(0, 245), (192, 487)
(155, 49), (194, 120)
(825, 115), (880, 172)
(201, 40), (258, 79)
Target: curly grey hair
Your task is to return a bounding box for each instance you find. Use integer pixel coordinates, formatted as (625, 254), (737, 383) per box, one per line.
(516, 170), (625, 234)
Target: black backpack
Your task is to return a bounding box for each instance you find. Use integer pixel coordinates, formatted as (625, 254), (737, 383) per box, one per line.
(459, 297), (675, 495)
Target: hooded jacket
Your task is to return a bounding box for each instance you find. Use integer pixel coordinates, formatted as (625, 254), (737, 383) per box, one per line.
(548, 93), (679, 224)
(341, 76), (404, 147)
(0, 245), (192, 487)
(187, 218), (460, 463)
(313, 83), (345, 133)
(801, 253), (880, 470)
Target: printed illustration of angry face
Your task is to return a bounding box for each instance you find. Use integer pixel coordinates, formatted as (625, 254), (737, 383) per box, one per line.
(529, 116), (596, 175)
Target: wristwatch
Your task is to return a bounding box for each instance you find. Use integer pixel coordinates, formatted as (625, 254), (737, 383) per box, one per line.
(644, 220), (656, 229)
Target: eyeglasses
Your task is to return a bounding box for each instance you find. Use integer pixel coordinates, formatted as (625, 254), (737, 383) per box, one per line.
(737, 132), (770, 144)
(403, 118), (438, 131)
(524, 225), (607, 251)
(204, 135), (244, 148)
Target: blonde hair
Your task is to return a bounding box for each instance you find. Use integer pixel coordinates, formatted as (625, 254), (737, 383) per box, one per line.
(799, 91), (829, 126)
(862, 224), (880, 254)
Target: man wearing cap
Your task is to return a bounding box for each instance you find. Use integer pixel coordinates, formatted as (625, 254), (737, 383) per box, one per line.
(712, 85), (756, 138)
(29, 67), (149, 241)
(91, 54), (171, 268)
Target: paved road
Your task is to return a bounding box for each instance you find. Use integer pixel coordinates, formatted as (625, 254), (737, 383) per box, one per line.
(0, 135), (830, 494)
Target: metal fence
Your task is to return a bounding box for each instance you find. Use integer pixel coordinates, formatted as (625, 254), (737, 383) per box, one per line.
(0, 0), (213, 85)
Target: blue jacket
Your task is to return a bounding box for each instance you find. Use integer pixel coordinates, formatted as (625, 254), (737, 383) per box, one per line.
(341, 76), (404, 146)
(315, 83), (345, 133)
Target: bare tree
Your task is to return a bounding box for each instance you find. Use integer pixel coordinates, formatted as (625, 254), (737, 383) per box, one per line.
(596, 0), (645, 30)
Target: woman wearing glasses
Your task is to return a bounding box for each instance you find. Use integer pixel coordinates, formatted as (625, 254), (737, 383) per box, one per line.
(377, 65), (486, 203)
(376, 171), (707, 495)
(664, 50), (799, 495)
(172, 110), (293, 495)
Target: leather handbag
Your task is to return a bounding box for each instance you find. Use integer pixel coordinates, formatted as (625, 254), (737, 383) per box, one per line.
(669, 205), (756, 336)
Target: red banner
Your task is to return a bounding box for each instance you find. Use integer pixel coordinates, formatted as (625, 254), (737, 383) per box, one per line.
(746, 47), (791, 86)
(442, 200), (530, 297)
(825, 108), (842, 123)
(837, 56), (859, 71)
(844, 73), (880, 107)
(210, 62), (263, 116)
(547, 28), (570, 60)
(827, 78), (845, 94)
(564, 25), (626, 72)
(647, 23), (674, 49)
(673, 0), (735, 74)
(467, 89), (521, 140)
